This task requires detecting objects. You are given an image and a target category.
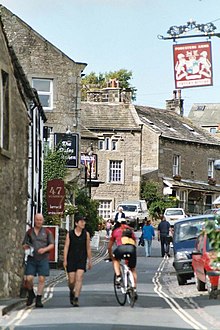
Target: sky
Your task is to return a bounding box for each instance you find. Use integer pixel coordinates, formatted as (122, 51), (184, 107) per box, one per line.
(1, 0), (220, 116)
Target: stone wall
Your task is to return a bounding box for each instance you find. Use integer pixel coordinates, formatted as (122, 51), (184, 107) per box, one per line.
(0, 21), (29, 297)
(0, 6), (86, 182)
(158, 138), (220, 182)
(92, 130), (142, 210)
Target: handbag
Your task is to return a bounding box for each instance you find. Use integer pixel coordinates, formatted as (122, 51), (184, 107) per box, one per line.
(138, 234), (145, 247)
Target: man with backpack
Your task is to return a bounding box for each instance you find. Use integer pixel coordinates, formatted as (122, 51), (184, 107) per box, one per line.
(108, 217), (138, 299)
(22, 213), (54, 307)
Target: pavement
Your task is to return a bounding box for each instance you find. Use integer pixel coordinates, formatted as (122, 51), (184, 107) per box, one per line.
(0, 230), (108, 317)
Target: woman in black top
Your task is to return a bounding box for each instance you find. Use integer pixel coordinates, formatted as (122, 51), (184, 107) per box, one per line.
(63, 214), (92, 307)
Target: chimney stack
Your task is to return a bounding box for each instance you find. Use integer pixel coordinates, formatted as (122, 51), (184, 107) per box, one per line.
(166, 89), (184, 116)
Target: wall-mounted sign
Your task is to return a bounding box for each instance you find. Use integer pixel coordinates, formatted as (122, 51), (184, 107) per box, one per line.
(47, 179), (65, 215)
(54, 133), (79, 168)
(81, 153), (97, 180)
(173, 41), (213, 89)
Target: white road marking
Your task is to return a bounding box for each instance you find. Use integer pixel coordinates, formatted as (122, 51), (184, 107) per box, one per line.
(153, 257), (207, 330)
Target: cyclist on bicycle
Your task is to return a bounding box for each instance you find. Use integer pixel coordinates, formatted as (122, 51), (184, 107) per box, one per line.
(108, 218), (138, 299)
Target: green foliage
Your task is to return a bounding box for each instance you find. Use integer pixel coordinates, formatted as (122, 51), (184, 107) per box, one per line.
(205, 217), (220, 265)
(141, 181), (177, 219)
(141, 181), (161, 204)
(43, 149), (68, 225)
(43, 149), (100, 234)
(82, 69), (136, 101)
(75, 189), (100, 237)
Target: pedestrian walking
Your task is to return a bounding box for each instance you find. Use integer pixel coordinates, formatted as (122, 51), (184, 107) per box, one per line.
(157, 215), (171, 257)
(63, 213), (92, 307)
(114, 206), (126, 223)
(22, 213), (55, 308)
(105, 219), (112, 238)
(142, 219), (155, 257)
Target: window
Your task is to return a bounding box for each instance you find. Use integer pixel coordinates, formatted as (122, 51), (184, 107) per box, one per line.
(179, 190), (186, 209)
(208, 159), (214, 178)
(109, 160), (123, 183)
(210, 127), (217, 134)
(173, 155), (180, 176)
(98, 137), (117, 151)
(105, 137), (110, 150)
(0, 70), (9, 150)
(112, 140), (117, 150)
(32, 78), (53, 110)
(98, 200), (112, 219)
(98, 140), (104, 150)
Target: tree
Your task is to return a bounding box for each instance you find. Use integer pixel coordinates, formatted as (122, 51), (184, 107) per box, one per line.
(81, 69), (137, 101)
(141, 181), (177, 219)
(75, 189), (100, 237)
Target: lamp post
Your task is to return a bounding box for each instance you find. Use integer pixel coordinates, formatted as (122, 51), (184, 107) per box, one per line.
(88, 151), (93, 198)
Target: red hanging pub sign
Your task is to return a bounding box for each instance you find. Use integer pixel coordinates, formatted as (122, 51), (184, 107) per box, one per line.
(173, 41), (213, 89)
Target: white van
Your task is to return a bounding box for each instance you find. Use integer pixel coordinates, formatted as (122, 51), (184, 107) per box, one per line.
(112, 200), (149, 230)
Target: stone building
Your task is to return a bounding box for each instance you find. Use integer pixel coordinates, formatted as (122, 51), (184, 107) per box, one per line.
(188, 103), (220, 136)
(0, 5), (87, 185)
(137, 103), (220, 214)
(81, 101), (142, 218)
(81, 89), (220, 219)
(0, 17), (45, 297)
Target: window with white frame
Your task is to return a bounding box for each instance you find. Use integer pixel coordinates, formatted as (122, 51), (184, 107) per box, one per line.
(0, 70), (9, 151)
(105, 137), (110, 150)
(208, 159), (214, 178)
(32, 78), (53, 110)
(98, 137), (117, 151)
(98, 200), (112, 219)
(179, 190), (186, 209)
(173, 155), (180, 176)
(98, 140), (104, 150)
(109, 160), (123, 183)
(111, 140), (117, 150)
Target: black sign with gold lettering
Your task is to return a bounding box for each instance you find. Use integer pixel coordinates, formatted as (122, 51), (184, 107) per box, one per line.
(54, 133), (79, 168)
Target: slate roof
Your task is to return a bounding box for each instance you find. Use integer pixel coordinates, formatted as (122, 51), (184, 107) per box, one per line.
(188, 103), (220, 127)
(135, 105), (220, 146)
(81, 102), (140, 131)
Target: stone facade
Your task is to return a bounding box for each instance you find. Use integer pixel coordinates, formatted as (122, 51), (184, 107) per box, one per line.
(81, 102), (142, 218)
(137, 104), (220, 214)
(0, 5), (87, 183)
(81, 98), (220, 219)
(0, 20), (29, 297)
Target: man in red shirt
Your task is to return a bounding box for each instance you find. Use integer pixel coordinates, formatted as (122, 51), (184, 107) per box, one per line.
(108, 218), (137, 297)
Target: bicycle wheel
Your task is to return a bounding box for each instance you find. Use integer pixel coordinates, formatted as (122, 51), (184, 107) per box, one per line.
(113, 273), (127, 306)
(127, 270), (136, 307)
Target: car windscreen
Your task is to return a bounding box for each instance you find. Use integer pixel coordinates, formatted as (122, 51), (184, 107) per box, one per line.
(174, 220), (205, 243)
(119, 205), (137, 212)
(166, 210), (183, 216)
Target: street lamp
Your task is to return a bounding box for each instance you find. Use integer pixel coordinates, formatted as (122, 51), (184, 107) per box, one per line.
(88, 151), (93, 198)
(86, 143), (93, 198)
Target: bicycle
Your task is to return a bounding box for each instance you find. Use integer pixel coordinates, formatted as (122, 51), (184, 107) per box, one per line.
(105, 256), (136, 307)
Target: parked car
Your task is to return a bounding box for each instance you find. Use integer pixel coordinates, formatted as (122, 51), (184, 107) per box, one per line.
(192, 229), (220, 299)
(112, 200), (148, 230)
(204, 208), (220, 215)
(164, 208), (187, 227)
(172, 214), (215, 286)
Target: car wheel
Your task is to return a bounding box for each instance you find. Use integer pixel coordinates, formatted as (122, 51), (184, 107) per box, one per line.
(205, 274), (218, 299)
(177, 275), (187, 285)
(195, 273), (206, 291)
